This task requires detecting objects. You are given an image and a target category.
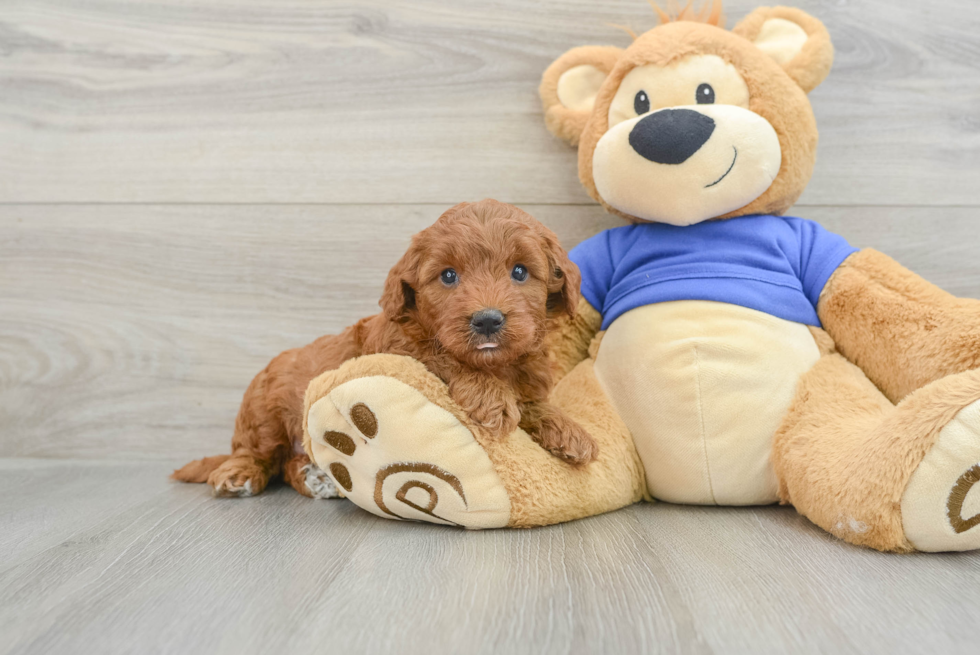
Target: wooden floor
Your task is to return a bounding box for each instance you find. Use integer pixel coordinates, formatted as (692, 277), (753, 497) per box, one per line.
(2, 1), (979, 653)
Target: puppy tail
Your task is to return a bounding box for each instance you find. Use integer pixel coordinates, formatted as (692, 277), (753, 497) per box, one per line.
(171, 454), (231, 483)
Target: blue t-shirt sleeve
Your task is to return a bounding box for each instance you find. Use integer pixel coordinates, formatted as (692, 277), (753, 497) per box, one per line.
(569, 229), (623, 313)
(795, 219), (859, 307)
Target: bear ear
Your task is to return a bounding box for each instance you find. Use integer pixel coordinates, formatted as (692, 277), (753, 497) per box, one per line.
(539, 45), (623, 146)
(733, 7), (834, 94)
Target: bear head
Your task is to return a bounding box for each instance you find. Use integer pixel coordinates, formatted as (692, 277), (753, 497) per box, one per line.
(539, 3), (834, 226)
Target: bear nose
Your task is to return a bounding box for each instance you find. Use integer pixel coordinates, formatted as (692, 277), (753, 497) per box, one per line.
(470, 309), (506, 336)
(629, 108), (716, 165)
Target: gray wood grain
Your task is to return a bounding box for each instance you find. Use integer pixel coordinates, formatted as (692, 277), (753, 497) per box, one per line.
(3, 204), (980, 461)
(3, 0), (980, 652)
(0, 459), (977, 655)
(1, 0), (979, 205)
(0, 458), (178, 571)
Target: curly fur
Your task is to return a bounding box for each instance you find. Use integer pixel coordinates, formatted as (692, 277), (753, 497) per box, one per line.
(172, 199), (597, 497)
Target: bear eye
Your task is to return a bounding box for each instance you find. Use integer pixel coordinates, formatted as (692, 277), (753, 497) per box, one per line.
(440, 268), (458, 286)
(696, 83), (715, 104)
(634, 90), (650, 115)
(511, 264), (528, 283)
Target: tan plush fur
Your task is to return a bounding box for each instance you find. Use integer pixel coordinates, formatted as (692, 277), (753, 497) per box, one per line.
(303, 354), (647, 528)
(730, 6), (834, 94)
(539, 46), (624, 147)
(774, 357), (980, 552)
(539, 6), (832, 222)
(493, 358), (649, 527)
(528, 4), (980, 550)
(819, 249), (980, 404)
(293, 3), (980, 551)
(173, 200), (597, 497)
(545, 297), (602, 381)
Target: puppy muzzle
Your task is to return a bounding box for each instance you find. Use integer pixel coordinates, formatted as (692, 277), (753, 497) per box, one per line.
(470, 308), (506, 338)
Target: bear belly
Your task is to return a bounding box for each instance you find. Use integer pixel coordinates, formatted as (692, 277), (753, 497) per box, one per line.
(593, 301), (821, 505)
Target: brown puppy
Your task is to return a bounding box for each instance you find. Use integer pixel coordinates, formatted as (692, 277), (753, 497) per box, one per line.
(172, 199), (599, 498)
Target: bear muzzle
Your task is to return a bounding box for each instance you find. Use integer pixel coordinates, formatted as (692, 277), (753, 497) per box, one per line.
(592, 104), (782, 226)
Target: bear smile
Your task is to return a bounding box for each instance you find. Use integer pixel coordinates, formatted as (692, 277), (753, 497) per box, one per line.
(705, 146), (738, 188)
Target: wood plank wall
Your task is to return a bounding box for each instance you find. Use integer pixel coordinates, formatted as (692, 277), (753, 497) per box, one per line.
(3, 0), (979, 460)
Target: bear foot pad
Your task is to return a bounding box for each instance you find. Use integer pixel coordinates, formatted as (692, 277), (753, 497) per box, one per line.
(903, 398), (980, 552)
(305, 375), (511, 529)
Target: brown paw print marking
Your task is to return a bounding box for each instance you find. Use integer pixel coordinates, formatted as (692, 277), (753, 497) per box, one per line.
(374, 462), (466, 524)
(350, 402), (378, 438)
(395, 481), (438, 514)
(324, 430), (356, 456)
(329, 462), (352, 492)
(948, 463), (980, 534)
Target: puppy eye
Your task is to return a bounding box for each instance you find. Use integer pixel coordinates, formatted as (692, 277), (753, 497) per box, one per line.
(440, 268), (458, 286)
(511, 264), (528, 283)
(634, 90), (650, 115)
(696, 83), (715, 105)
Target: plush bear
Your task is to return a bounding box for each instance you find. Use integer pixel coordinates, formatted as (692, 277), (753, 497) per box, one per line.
(302, 3), (980, 552)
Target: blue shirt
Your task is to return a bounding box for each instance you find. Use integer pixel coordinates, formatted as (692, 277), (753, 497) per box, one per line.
(569, 215), (858, 330)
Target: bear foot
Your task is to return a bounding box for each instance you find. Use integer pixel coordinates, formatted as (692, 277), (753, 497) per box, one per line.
(305, 361), (511, 529)
(903, 398), (980, 552)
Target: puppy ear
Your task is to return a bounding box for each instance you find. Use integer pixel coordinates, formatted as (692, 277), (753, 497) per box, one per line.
(539, 45), (623, 146)
(380, 240), (421, 323)
(536, 226), (580, 320)
(733, 7), (834, 94)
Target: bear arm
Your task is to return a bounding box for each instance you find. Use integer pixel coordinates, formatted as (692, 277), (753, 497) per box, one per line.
(817, 248), (980, 403)
(546, 297), (603, 382)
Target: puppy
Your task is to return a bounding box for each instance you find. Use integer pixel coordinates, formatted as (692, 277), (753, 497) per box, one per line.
(172, 199), (599, 498)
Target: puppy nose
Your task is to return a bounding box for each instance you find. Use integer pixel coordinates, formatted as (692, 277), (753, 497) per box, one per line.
(470, 309), (505, 336)
(629, 108), (715, 165)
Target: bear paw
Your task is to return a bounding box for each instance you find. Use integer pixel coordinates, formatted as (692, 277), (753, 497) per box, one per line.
(902, 398), (980, 552)
(305, 363), (511, 529)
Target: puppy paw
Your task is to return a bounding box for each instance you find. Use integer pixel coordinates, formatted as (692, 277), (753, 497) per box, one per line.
(301, 463), (341, 499)
(468, 396), (521, 438)
(531, 415), (599, 466)
(207, 457), (270, 497)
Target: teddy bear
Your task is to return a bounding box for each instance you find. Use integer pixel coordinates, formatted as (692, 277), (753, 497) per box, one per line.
(301, 3), (980, 553)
